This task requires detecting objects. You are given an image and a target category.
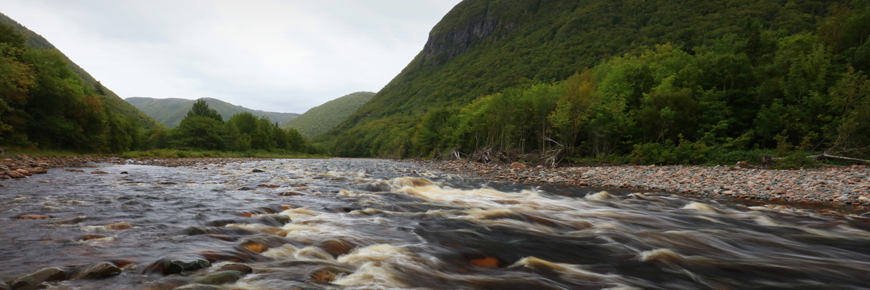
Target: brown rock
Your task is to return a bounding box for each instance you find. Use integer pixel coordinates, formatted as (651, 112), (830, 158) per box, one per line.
(16, 169), (32, 176)
(17, 214), (49, 220)
(26, 167), (46, 174)
(317, 239), (356, 257)
(6, 170), (25, 178)
(106, 222), (133, 230)
(79, 235), (108, 241)
(216, 263), (253, 274)
(469, 257), (499, 268)
(510, 162), (527, 170)
(10, 267), (67, 290)
(308, 268), (336, 284)
(259, 184), (280, 188)
(70, 262), (121, 280)
(91, 171), (109, 174)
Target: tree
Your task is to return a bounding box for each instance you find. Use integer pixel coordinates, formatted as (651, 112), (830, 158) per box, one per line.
(187, 98), (222, 122)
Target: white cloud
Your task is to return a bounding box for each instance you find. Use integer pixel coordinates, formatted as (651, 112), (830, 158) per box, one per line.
(0, 0), (461, 113)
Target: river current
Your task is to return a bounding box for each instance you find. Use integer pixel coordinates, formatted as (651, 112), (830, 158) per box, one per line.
(1, 159), (870, 289)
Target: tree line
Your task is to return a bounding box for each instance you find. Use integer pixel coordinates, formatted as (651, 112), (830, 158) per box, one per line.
(0, 22), (314, 155)
(336, 1), (870, 164)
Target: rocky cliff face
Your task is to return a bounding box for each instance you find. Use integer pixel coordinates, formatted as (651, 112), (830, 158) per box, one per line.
(422, 10), (499, 65)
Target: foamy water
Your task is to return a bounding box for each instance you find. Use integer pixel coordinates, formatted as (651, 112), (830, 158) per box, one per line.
(1, 159), (869, 289)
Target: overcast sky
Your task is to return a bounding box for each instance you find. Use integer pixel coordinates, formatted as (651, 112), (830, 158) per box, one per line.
(0, 0), (462, 113)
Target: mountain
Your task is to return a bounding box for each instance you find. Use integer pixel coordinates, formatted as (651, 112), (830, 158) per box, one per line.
(126, 97), (300, 128)
(317, 0), (866, 159)
(280, 92), (375, 139)
(0, 12), (164, 130)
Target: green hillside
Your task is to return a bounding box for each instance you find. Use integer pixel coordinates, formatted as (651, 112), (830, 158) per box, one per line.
(126, 97), (300, 128)
(281, 92), (375, 138)
(0, 12), (164, 130)
(318, 0), (870, 162)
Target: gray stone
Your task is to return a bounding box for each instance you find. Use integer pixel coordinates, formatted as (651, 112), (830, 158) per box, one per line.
(10, 267), (67, 290)
(190, 270), (243, 285)
(149, 257), (211, 275)
(70, 262), (121, 280)
(216, 263), (253, 274)
(173, 284), (222, 290)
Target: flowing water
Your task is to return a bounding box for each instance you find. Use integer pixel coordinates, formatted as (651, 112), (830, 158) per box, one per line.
(2, 159), (870, 290)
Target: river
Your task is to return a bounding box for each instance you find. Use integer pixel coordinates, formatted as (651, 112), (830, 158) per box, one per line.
(1, 159), (869, 289)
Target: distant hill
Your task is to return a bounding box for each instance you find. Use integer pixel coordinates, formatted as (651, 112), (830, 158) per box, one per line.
(281, 92), (375, 138)
(126, 97), (300, 128)
(0, 12), (164, 130)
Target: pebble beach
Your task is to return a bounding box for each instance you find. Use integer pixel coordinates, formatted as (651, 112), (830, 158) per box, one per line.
(423, 159), (870, 211)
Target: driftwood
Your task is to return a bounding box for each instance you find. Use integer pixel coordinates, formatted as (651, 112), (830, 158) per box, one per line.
(542, 136), (564, 168)
(810, 153), (870, 163)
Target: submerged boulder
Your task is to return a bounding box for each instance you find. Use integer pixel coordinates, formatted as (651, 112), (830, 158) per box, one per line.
(147, 257), (211, 275)
(190, 270), (244, 285)
(10, 267), (67, 290)
(69, 262), (121, 280)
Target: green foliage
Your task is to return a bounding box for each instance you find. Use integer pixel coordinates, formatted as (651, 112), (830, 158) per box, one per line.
(316, 0), (870, 166)
(282, 92), (375, 138)
(126, 97), (301, 128)
(772, 152), (822, 169)
(0, 12), (164, 130)
(187, 98), (223, 122)
(140, 105), (317, 155)
(319, 0), (839, 159)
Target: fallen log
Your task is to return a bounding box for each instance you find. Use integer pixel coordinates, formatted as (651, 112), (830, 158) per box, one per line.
(809, 153), (870, 163)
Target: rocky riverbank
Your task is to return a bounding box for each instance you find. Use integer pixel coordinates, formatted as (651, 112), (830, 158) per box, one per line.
(422, 160), (870, 210)
(0, 154), (269, 182)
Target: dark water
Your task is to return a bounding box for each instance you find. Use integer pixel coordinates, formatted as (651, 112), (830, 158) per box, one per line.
(2, 159), (870, 290)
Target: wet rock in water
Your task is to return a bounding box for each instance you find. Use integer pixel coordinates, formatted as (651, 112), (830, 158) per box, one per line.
(0, 281), (9, 290)
(137, 277), (191, 290)
(240, 234), (293, 253)
(280, 191), (304, 196)
(78, 234), (108, 241)
(259, 214), (291, 225)
(190, 270), (244, 285)
(69, 262), (121, 280)
(173, 284), (222, 290)
(91, 171), (109, 174)
(6, 170), (25, 178)
(120, 171), (128, 174)
(17, 214), (49, 220)
(510, 162), (527, 170)
(10, 267), (67, 290)
(252, 169), (265, 173)
(105, 222), (133, 230)
(25, 167), (46, 174)
(216, 263), (253, 274)
(147, 257), (211, 275)
(16, 169), (32, 176)
(181, 226), (254, 236)
(469, 257), (500, 268)
(307, 268), (336, 284)
(259, 183), (280, 188)
(316, 239), (357, 257)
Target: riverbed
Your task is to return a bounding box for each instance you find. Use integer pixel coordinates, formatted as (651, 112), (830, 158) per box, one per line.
(2, 159), (870, 289)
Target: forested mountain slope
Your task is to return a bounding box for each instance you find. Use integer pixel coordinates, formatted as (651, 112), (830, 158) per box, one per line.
(126, 97), (300, 128)
(281, 92), (375, 138)
(0, 12), (164, 130)
(318, 0), (870, 163)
